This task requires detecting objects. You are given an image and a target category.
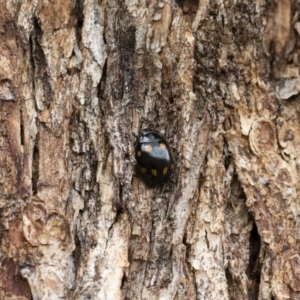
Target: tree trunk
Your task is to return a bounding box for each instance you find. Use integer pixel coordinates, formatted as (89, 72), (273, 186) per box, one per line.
(0, 0), (299, 299)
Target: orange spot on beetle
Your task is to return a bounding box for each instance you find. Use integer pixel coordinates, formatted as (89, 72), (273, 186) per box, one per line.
(163, 167), (168, 175)
(159, 143), (166, 149)
(151, 169), (157, 176)
(144, 145), (152, 152)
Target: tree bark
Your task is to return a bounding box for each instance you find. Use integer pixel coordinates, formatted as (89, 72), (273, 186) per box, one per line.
(0, 0), (299, 299)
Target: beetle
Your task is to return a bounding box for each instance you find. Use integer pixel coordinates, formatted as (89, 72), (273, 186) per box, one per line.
(135, 128), (173, 185)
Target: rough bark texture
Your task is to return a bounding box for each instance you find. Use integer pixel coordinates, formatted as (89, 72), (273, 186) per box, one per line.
(0, 0), (300, 299)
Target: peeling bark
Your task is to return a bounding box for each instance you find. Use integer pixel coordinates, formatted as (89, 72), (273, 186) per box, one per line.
(0, 0), (300, 299)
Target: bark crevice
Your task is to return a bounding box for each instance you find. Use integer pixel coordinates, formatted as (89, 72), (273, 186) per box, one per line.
(246, 221), (262, 300)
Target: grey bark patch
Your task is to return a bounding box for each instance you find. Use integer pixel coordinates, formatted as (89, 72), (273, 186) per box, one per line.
(0, 80), (15, 101)
(276, 78), (300, 100)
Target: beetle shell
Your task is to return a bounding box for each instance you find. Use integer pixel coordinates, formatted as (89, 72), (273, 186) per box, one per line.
(135, 129), (173, 185)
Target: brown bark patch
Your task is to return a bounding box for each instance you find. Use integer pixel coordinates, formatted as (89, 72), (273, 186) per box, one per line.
(4, 258), (32, 299)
